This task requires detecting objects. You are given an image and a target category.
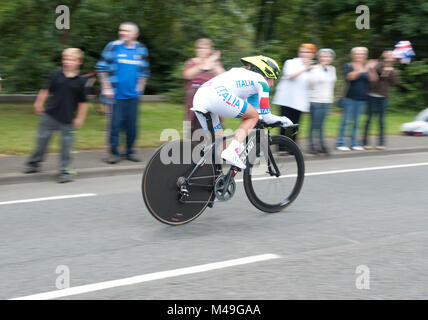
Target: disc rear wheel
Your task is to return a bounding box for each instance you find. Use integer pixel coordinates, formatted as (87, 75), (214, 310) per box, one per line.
(142, 139), (215, 225)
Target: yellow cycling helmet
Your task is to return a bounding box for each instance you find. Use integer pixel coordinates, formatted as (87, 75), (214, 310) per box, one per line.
(240, 55), (281, 79)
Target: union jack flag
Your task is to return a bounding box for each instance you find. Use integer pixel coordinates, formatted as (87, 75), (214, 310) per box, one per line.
(393, 41), (415, 64)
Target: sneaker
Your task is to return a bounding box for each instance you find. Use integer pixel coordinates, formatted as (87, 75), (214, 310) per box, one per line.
(23, 165), (39, 174)
(363, 145), (373, 150)
(307, 146), (318, 155)
(375, 146), (386, 150)
(351, 146), (365, 151)
(126, 154), (141, 162)
(221, 146), (246, 169)
(318, 146), (330, 155)
(104, 154), (121, 164)
(336, 146), (351, 151)
(58, 171), (73, 183)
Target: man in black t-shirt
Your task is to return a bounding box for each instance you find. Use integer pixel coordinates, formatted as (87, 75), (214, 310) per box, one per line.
(24, 48), (88, 183)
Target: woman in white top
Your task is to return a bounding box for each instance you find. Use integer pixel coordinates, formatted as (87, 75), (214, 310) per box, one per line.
(273, 43), (317, 144)
(308, 49), (337, 155)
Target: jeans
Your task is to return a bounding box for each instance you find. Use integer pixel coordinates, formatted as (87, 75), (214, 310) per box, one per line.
(337, 98), (366, 147)
(27, 113), (74, 171)
(309, 102), (330, 148)
(110, 98), (139, 156)
(363, 96), (387, 146)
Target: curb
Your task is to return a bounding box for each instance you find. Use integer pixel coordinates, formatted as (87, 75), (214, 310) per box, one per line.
(1, 146), (427, 186)
(0, 165), (145, 186)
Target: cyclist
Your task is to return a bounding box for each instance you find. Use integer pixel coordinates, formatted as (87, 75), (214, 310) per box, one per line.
(192, 55), (293, 169)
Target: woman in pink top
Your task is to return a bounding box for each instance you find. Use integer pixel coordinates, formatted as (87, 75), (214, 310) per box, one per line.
(182, 38), (225, 140)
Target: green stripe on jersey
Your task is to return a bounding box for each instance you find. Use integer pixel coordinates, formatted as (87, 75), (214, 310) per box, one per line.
(258, 81), (270, 93)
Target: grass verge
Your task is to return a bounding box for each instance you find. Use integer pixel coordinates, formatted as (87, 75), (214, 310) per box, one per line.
(0, 102), (417, 155)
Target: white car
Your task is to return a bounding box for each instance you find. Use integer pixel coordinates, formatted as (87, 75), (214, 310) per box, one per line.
(401, 108), (428, 136)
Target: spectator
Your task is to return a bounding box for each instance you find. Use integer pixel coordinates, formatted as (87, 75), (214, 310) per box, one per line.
(273, 43), (317, 144)
(24, 48), (88, 183)
(363, 49), (399, 150)
(308, 48), (337, 155)
(336, 47), (378, 151)
(96, 22), (150, 164)
(182, 38), (225, 140)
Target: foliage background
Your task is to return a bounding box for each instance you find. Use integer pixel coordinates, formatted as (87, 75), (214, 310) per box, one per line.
(0, 0), (427, 111)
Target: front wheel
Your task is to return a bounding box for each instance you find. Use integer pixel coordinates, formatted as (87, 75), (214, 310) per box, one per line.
(243, 135), (305, 213)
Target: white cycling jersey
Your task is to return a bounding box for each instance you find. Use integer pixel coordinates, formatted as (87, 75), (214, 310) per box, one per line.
(192, 67), (291, 133)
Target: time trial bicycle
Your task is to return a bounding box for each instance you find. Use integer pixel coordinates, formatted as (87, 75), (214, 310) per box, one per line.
(142, 111), (305, 225)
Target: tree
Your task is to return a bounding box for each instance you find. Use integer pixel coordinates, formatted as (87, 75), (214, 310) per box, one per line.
(0, 0), (426, 109)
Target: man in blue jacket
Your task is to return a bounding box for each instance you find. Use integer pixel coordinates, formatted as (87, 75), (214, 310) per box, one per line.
(96, 22), (150, 163)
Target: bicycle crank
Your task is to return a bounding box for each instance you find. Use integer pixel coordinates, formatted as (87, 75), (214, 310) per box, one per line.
(214, 174), (236, 202)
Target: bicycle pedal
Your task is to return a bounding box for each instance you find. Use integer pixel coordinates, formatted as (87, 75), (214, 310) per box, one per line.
(231, 167), (241, 178)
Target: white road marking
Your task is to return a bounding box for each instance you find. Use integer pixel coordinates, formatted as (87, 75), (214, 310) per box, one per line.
(10, 254), (281, 300)
(0, 194), (96, 206)
(235, 162), (428, 182)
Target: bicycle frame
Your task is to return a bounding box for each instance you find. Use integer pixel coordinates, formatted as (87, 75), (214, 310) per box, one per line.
(143, 109), (302, 224)
(179, 112), (291, 205)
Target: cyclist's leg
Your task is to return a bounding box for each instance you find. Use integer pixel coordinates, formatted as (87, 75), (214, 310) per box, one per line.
(192, 89), (225, 161)
(193, 90), (223, 140)
(193, 87), (257, 168)
(202, 93), (258, 142)
(234, 103), (259, 143)
(220, 104), (258, 169)
(195, 107), (258, 168)
(194, 111), (224, 147)
(192, 115), (225, 169)
(214, 98), (257, 168)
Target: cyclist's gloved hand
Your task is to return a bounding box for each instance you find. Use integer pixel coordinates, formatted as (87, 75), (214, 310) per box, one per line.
(280, 116), (293, 128)
(262, 113), (292, 126)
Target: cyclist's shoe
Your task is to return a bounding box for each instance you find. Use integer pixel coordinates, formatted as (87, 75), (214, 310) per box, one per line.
(221, 140), (246, 169)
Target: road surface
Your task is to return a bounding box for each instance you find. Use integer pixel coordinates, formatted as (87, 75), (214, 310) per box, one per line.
(1, 152), (428, 300)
